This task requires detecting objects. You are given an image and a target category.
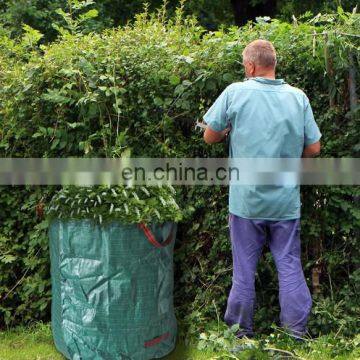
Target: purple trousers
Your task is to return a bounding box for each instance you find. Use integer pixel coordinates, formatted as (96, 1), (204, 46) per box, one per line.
(224, 214), (312, 336)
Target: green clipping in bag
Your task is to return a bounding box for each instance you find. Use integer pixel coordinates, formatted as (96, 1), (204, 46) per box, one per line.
(49, 219), (177, 360)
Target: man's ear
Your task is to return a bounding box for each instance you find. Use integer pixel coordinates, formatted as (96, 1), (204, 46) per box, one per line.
(249, 62), (256, 76)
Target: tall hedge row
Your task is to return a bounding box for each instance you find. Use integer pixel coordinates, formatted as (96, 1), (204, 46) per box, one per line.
(0, 10), (359, 337)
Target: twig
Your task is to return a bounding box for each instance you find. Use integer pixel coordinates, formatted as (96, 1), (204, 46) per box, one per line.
(338, 31), (360, 38)
(312, 30), (317, 57)
(305, 31), (360, 38)
(2, 247), (42, 300)
(334, 323), (344, 339)
(264, 347), (306, 359)
(213, 299), (220, 333)
(2, 267), (31, 300)
(273, 326), (314, 342)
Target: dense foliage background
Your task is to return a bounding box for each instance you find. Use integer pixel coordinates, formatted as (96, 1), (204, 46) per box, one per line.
(0, 0), (358, 41)
(0, 0), (359, 349)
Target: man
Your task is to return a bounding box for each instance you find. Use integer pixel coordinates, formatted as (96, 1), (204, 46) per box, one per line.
(203, 39), (321, 339)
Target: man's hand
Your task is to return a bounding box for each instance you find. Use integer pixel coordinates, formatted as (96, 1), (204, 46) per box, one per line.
(204, 126), (231, 144)
(302, 141), (321, 157)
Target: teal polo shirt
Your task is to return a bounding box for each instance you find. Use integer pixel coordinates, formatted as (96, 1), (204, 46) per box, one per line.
(204, 77), (322, 220)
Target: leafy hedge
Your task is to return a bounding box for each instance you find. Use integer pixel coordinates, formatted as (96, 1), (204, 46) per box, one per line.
(48, 185), (182, 224)
(0, 8), (359, 339)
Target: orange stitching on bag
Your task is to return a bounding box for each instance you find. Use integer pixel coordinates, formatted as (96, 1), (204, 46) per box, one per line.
(144, 332), (170, 347)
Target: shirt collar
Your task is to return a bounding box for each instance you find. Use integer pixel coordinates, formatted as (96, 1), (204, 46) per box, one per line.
(247, 77), (286, 85)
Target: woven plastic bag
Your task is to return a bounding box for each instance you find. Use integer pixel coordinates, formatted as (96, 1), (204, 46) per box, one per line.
(49, 219), (177, 360)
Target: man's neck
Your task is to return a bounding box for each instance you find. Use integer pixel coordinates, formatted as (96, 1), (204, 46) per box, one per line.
(253, 72), (276, 79)
(252, 67), (276, 79)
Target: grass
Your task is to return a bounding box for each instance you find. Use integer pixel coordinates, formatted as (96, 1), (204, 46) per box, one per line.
(0, 323), (63, 360)
(0, 322), (359, 360)
(0, 323), (216, 360)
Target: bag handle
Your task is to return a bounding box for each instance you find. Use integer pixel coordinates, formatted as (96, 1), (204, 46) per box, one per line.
(138, 222), (175, 248)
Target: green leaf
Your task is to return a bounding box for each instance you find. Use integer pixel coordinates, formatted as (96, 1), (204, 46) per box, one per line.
(79, 9), (99, 22)
(154, 97), (163, 106)
(50, 138), (60, 150)
(67, 122), (84, 129)
(1, 254), (17, 264)
(42, 89), (71, 104)
(222, 73), (233, 82)
(21, 24), (44, 47)
(169, 75), (181, 86)
(174, 84), (185, 96)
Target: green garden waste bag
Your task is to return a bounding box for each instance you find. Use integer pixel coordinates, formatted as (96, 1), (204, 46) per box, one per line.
(49, 219), (177, 360)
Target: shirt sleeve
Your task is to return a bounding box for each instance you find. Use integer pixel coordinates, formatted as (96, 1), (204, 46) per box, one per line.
(203, 87), (229, 132)
(304, 95), (322, 146)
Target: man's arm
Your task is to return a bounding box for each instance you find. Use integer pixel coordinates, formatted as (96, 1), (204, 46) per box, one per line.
(302, 141), (321, 157)
(303, 94), (321, 157)
(204, 126), (230, 144)
(202, 86), (231, 143)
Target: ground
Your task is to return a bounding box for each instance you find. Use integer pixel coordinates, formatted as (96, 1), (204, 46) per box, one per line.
(0, 322), (359, 360)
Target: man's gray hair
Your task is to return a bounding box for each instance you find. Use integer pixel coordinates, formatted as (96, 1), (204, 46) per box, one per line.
(242, 39), (277, 68)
